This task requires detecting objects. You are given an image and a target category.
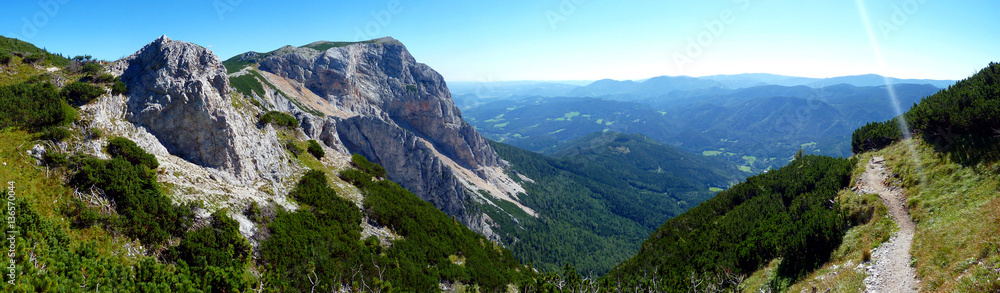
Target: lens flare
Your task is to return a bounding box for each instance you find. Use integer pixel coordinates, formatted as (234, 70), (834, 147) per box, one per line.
(854, 0), (926, 182)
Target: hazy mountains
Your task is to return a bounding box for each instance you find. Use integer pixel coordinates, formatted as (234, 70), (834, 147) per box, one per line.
(450, 73), (953, 107)
(463, 82), (941, 173)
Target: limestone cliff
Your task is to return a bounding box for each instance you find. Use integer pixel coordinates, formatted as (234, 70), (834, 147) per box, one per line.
(239, 37), (533, 238)
(107, 35), (292, 185)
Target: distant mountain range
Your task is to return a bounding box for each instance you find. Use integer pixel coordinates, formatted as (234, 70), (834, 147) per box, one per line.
(464, 83), (941, 173)
(449, 73), (954, 107)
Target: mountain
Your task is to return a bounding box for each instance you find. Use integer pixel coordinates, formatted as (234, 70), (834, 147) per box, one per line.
(488, 132), (743, 274)
(224, 37), (532, 242)
(1, 34), (752, 287)
(1, 35), (544, 291)
(448, 80), (586, 98)
(630, 76), (725, 98)
(697, 73), (956, 89)
(465, 96), (677, 153)
(0, 35), (71, 67)
(462, 83), (940, 172)
(566, 78), (640, 97)
(550, 73), (952, 103)
(697, 73), (815, 88)
(604, 155), (856, 291)
(107, 36), (294, 185)
(603, 62), (1000, 292)
(191, 36), (747, 276)
(805, 74), (956, 88)
(565, 75), (724, 100)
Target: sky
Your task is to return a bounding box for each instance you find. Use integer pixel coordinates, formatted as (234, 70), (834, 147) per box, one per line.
(2, 0), (997, 82)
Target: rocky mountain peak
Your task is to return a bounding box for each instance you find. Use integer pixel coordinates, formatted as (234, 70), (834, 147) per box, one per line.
(239, 37), (533, 238)
(108, 36), (291, 185)
(260, 37), (499, 171)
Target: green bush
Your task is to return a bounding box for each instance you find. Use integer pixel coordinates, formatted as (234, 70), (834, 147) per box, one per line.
(25, 72), (56, 84)
(112, 79), (127, 95)
(106, 137), (159, 169)
(850, 63), (1000, 162)
(260, 170), (363, 291)
(307, 140), (324, 159)
(80, 62), (102, 76)
(39, 126), (71, 142)
(284, 140), (303, 157)
(73, 155), (191, 245)
(606, 155), (856, 289)
(62, 81), (104, 105)
(0, 81), (67, 128)
(851, 119), (904, 153)
(350, 154), (386, 178)
(22, 53), (44, 64)
(264, 166), (529, 291)
(0, 35), (69, 66)
(69, 139), (181, 245)
(338, 169), (372, 186)
(290, 170), (360, 224)
(0, 51), (11, 65)
(229, 72), (267, 96)
(245, 202), (263, 223)
(171, 211), (250, 270)
(249, 97), (263, 109)
(356, 162), (527, 291)
(94, 73), (116, 83)
(259, 111), (298, 128)
(42, 151), (69, 167)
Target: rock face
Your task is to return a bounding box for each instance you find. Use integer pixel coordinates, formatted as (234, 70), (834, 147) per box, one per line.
(335, 116), (471, 215)
(108, 35), (291, 184)
(255, 38), (523, 234)
(259, 38), (500, 171)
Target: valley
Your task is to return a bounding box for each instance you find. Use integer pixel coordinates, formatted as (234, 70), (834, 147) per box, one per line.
(0, 21), (997, 292)
(459, 81), (942, 174)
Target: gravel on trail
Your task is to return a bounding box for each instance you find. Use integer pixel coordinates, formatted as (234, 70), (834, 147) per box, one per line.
(857, 156), (919, 293)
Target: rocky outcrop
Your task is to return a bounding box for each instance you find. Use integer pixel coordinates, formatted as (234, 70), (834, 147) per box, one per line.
(252, 38), (529, 235)
(108, 35), (291, 185)
(335, 115), (473, 217)
(258, 38), (500, 172)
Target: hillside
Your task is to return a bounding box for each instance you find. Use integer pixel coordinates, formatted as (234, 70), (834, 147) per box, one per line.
(486, 132), (743, 275)
(601, 62), (1000, 292)
(466, 96), (677, 153)
(464, 83), (938, 173)
(603, 154), (856, 291)
(0, 35), (538, 291)
(0, 35), (70, 68)
(221, 40), (754, 276)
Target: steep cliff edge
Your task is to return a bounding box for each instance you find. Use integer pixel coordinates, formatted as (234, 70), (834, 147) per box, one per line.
(257, 37), (497, 171)
(229, 37), (533, 238)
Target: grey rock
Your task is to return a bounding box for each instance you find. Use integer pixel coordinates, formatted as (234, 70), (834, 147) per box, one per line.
(255, 38), (510, 238)
(28, 144), (46, 160)
(259, 37), (501, 171)
(108, 35), (292, 185)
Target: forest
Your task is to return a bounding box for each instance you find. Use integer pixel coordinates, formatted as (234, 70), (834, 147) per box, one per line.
(604, 155), (856, 291)
(488, 132), (742, 275)
(853, 62), (1000, 163)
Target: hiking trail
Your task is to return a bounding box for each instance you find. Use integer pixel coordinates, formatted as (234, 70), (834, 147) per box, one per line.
(857, 156), (919, 293)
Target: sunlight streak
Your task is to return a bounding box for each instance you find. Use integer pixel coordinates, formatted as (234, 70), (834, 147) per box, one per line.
(855, 0), (926, 182)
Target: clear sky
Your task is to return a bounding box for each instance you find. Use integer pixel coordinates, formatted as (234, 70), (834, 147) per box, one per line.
(2, 0), (997, 82)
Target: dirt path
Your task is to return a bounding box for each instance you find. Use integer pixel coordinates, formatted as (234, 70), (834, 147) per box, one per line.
(857, 156), (919, 293)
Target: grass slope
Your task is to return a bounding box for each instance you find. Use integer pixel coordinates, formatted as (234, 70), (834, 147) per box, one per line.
(881, 140), (1000, 291)
(0, 35), (70, 67)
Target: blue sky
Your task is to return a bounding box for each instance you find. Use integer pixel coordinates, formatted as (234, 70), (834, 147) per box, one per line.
(2, 0), (997, 82)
